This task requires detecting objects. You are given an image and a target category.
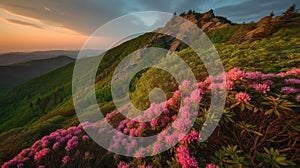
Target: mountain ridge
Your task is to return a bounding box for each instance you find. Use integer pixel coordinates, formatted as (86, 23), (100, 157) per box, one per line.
(0, 5), (299, 165)
(0, 56), (75, 93)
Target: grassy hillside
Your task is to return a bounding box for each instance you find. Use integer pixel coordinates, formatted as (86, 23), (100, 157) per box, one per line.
(0, 9), (299, 166)
(0, 33), (157, 163)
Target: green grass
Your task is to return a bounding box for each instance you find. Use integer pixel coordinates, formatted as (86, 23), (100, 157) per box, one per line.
(0, 14), (300, 164)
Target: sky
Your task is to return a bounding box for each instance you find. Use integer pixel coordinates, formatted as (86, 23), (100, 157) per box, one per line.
(0, 0), (299, 53)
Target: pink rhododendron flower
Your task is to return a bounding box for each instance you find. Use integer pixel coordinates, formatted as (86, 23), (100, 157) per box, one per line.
(167, 98), (176, 106)
(235, 92), (251, 104)
(226, 79), (234, 90)
(34, 148), (50, 161)
(62, 155), (70, 164)
(82, 135), (89, 141)
(206, 163), (220, 168)
(65, 136), (78, 151)
(285, 78), (300, 85)
(113, 154), (119, 159)
(252, 83), (270, 94)
(118, 161), (129, 168)
(17, 163), (24, 168)
(227, 68), (243, 81)
(296, 94), (300, 102)
(263, 80), (274, 86)
(173, 90), (181, 98)
(244, 71), (263, 79)
(176, 145), (198, 168)
(179, 80), (191, 90)
(181, 130), (200, 144)
(52, 142), (60, 150)
(286, 68), (300, 76)
(281, 86), (298, 94)
(173, 118), (192, 132)
(152, 142), (162, 153)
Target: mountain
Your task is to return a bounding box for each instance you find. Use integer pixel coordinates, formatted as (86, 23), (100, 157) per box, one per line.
(0, 5), (299, 165)
(179, 9), (232, 32)
(0, 56), (75, 93)
(0, 49), (101, 66)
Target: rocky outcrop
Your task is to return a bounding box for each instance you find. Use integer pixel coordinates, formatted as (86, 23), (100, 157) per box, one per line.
(246, 4), (298, 41)
(145, 9), (232, 52)
(179, 10), (231, 32)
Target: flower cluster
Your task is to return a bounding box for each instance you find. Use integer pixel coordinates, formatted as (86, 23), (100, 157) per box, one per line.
(2, 68), (300, 168)
(285, 78), (300, 85)
(1, 124), (93, 168)
(235, 92), (251, 104)
(252, 83), (270, 94)
(175, 145), (198, 168)
(280, 86), (299, 94)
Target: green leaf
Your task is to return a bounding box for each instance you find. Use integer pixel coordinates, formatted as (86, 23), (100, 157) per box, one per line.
(265, 109), (273, 115)
(274, 109), (280, 116)
(275, 156), (286, 162)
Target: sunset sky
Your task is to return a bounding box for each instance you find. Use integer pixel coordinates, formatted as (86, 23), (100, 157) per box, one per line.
(0, 0), (298, 53)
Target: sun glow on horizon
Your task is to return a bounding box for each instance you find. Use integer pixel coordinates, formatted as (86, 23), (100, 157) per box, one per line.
(0, 8), (110, 53)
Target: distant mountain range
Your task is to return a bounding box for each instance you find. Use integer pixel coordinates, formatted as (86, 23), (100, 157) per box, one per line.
(0, 56), (75, 93)
(0, 49), (102, 66)
(0, 49), (103, 93)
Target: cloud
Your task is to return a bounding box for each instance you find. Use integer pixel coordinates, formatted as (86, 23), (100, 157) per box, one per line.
(0, 0), (299, 34)
(5, 18), (43, 29)
(214, 0), (299, 23)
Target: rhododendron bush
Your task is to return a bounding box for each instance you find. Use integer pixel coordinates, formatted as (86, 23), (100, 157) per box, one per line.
(2, 68), (299, 168)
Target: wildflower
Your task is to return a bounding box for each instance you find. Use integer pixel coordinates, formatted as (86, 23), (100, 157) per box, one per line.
(74, 129), (82, 135)
(235, 92), (251, 104)
(82, 135), (89, 141)
(281, 86), (298, 94)
(34, 148), (50, 161)
(134, 148), (146, 159)
(286, 68), (300, 76)
(180, 130), (200, 144)
(179, 80), (191, 90)
(118, 161), (129, 168)
(227, 68), (243, 81)
(285, 78), (300, 85)
(243, 71), (263, 80)
(65, 136), (78, 151)
(296, 94), (300, 102)
(226, 80), (234, 90)
(188, 89), (202, 104)
(52, 142), (60, 150)
(150, 118), (158, 128)
(206, 163), (220, 168)
(252, 83), (270, 94)
(17, 163), (24, 168)
(152, 142), (162, 153)
(165, 134), (177, 146)
(121, 138), (127, 145)
(173, 90), (181, 98)
(113, 154), (119, 159)
(176, 145), (198, 168)
(261, 73), (276, 79)
(167, 98), (176, 106)
(173, 118), (191, 132)
(263, 80), (274, 86)
(62, 155), (70, 164)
